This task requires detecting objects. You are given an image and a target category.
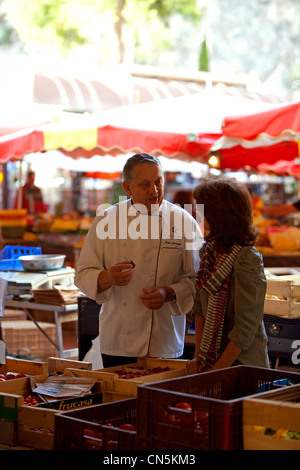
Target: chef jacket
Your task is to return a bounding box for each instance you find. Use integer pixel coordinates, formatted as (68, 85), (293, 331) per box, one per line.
(75, 199), (202, 358)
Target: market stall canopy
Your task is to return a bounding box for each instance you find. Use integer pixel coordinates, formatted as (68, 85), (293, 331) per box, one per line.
(211, 101), (300, 170)
(33, 67), (274, 112)
(257, 159), (300, 177)
(0, 105), (68, 138)
(0, 91), (277, 163)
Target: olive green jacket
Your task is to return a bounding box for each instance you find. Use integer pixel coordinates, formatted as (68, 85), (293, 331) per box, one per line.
(193, 245), (270, 368)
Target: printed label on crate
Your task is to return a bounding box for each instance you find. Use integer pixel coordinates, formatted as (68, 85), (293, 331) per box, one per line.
(37, 392), (103, 410)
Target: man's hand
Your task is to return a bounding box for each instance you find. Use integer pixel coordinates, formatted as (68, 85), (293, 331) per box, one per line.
(98, 261), (134, 291)
(107, 261), (135, 286)
(139, 287), (166, 310)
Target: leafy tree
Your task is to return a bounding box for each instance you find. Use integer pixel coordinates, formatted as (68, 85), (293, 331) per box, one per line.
(2, 0), (202, 63)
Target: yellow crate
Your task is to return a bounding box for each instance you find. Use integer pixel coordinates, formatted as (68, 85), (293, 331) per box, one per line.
(264, 274), (300, 318)
(1, 320), (57, 361)
(243, 384), (300, 450)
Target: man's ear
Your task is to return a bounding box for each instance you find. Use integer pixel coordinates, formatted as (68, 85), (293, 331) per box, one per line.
(122, 181), (132, 197)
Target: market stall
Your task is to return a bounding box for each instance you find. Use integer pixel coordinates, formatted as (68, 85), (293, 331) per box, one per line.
(0, 98), (300, 453)
(210, 101), (300, 170)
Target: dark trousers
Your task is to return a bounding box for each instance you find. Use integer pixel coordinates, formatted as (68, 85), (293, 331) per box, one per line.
(101, 353), (137, 368)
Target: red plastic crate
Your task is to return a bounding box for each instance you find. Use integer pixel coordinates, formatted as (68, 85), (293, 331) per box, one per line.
(54, 398), (137, 450)
(137, 365), (300, 450)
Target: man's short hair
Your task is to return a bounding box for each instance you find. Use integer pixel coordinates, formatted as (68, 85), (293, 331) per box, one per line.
(122, 153), (162, 183)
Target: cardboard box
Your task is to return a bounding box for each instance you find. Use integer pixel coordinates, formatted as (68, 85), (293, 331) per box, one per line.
(1, 309), (27, 321)
(1, 320), (57, 361)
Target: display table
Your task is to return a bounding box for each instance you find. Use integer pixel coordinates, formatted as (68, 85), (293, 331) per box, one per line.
(4, 298), (78, 358)
(1, 238), (77, 266)
(261, 250), (300, 267)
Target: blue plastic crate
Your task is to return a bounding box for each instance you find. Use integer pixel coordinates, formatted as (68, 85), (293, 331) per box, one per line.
(0, 245), (42, 271)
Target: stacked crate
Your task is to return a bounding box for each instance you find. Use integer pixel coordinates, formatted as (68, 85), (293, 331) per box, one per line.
(264, 274), (300, 318)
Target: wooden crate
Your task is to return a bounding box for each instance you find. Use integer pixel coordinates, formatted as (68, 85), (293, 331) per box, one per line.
(47, 357), (92, 374)
(17, 369), (124, 450)
(64, 368), (115, 392)
(0, 357), (48, 376)
(0, 370), (106, 449)
(264, 274), (300, 318)
(0, 376), (42, 446)
(243, 384), (300, 450)
(98, 358), (188, 397)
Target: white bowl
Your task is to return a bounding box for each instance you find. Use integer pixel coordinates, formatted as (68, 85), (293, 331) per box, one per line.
(19, 254), (66, 271)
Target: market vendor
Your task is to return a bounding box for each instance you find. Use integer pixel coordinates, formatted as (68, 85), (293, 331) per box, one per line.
(15, 170), (48, 214)
(186, 176), (270, 375)
(75, 153), (202, 368)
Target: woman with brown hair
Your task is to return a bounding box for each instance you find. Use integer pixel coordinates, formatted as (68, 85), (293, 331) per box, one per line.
(186, 176), (269, 374)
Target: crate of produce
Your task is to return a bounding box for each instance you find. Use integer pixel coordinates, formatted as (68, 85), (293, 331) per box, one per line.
(0, 357), (48, 377)
(47, 357), (92, 374)
(0, 245), (42, 271)
(243, 383), (300, 450)
(54, 398), (137, 450)
(1, 320), (57, 361)
(98, 357), (187, 396)
(0, 357), (92, 382)
(0, 370), (105, 449)
(0, 374), (43, 446)
(137, 365), (300, 450)
(0, 211), (28, 239)
(55, 367), (116, 395)
(264, 274), (300, 318)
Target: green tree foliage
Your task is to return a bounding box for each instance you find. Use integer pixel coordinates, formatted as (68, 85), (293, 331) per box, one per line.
(2, 0), (202, 63)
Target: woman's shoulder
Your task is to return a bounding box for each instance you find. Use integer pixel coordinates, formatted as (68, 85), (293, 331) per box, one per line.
(234, 245), (264, 270)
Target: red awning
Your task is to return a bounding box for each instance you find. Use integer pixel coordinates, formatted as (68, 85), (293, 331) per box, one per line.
(211, 101), (300, 170)
(257, 159), (300, 177)
(222, 101), (300, 140)
(0, 91), (278, 165)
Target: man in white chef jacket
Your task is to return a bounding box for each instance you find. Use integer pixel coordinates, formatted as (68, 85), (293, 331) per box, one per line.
(75, 153), (202, 368)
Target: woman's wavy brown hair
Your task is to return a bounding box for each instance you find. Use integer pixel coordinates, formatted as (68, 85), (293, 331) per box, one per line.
(193, 176), (258, 253)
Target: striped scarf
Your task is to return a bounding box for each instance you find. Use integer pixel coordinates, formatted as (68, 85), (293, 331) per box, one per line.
(196, 240), (243, 368)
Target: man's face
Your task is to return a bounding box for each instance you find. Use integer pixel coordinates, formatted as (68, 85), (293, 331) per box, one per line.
(123, 163), (164, 213)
